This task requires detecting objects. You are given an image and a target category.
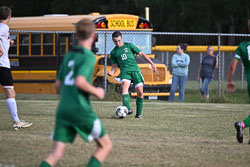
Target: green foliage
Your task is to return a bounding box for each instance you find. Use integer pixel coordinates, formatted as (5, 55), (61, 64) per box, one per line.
(1, 0), (249, 34)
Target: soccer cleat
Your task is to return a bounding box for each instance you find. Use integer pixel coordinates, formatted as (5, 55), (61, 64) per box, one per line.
(13, 120), (33, 130)
(135, 115), (142, 119)
(248, 139), (250, 145)
(234, 122), (243, 143)
(127, 109), (133, 115)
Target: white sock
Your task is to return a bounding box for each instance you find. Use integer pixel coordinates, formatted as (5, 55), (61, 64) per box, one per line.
(6, 98), (20, 123)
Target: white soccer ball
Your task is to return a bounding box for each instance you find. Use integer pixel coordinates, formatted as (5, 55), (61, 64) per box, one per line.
(115, 106), (128, 118)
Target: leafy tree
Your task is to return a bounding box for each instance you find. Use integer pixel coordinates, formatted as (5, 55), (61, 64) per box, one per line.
(0, 0), (249, 36)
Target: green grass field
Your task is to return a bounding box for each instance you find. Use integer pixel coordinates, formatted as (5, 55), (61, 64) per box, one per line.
(1, 100), (250, 167)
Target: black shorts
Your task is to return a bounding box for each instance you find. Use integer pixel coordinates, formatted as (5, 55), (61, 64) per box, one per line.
(0, 67), (14, 88)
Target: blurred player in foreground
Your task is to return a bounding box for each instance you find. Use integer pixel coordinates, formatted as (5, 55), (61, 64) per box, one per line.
(40, 19), (112, 167)
(227, 19), (250, 144)
(108, 31), (157, 118)
(0, 6), (32, 130)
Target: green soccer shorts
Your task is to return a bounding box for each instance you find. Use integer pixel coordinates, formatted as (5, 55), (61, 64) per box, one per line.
(53, 118), (106, 143)
(121, 71), (144, 88)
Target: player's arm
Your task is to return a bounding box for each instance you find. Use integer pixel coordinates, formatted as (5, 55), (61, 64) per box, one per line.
(0, 45), (4, 57)
(227, 59), (238, 93)
(139, 51), (157, 72)
(215, 54), (220, 69)
(55, 79), (61, 94)
(108, 64), (118, 76)
(75, 75), (105, 99)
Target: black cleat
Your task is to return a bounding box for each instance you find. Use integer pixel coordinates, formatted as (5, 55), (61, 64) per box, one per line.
(127, 109), (133, 115)
(248, 139), (250, 145)
(135, 115), (142, 119)
(234, 122), (243, 143)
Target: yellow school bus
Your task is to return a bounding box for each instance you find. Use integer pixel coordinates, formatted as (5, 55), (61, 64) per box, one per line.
(5, 13), (173, 99)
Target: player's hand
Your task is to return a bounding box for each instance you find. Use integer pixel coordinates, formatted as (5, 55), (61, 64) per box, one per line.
(95, 87), (105, 99)
(227, 82), (236, 93)
(152, 64), (157, 72)
(10, 40), (14, 46)
(197, 77), (200, 82)
(108, 71), (114, 76)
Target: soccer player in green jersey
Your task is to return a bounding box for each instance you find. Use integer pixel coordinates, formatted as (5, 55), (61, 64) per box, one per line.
(108, 31), (157, 118)
(40, 19), (112, 167)
(227, 19), (250, 144)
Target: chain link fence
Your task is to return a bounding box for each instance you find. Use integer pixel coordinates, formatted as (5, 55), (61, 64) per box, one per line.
(152, 32), (250, 101)
(4, 30), (250, 101)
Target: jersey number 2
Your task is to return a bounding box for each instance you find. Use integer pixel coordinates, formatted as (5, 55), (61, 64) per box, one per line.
(64, 60), (75, 85)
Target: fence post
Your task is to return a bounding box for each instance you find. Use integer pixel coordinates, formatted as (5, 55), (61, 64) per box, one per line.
(217, 34), (222, 97)
(222, 52), (225, 81)
(104, 32), (108, 92)
(166, 52), (169, 68)
(161, 52), (164, 65)
(199, 52), (203, 86)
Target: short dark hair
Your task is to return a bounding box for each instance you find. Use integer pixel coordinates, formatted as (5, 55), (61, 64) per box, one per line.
(112, 31), (122, 38)
(75, 19), (95, 40)
(0, 6), (11, 20)
(179, 43), (188, 51)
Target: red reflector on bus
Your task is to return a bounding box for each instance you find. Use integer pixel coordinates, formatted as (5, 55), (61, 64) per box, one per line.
(96, 22), (101, 28)
(144, 23), (149, 28)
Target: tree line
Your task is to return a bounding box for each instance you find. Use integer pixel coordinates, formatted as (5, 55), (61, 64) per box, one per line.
(1, 0), (249, 33)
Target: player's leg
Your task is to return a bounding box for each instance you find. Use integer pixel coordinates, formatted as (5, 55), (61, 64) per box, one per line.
(82, 119), (112, 167)
(135, 85), (144, 118)
(132, 71), (144, 118)
(247, 76), (250, 103)
(121, 79), (131, 111)
(0, 67), (32, 129)
(4, 88), (19, 122)
(234, 78), (250, 143)
(242, 115), (250, 128)
(234, 121), (244, 143)
(178, 76), (187, 102)
(235, 115), (250, 143)
(40, 141), (67, 167)
(87, 134), (112, 167)
(40, 121), (77, 166)
(4, 88), (32, 129)
(168, 74), (178, 102)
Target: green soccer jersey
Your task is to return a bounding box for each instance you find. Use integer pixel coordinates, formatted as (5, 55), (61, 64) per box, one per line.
(110, 43), (141, 73)
(56, 46), (97, 125)
(234, 40), (250, 74)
